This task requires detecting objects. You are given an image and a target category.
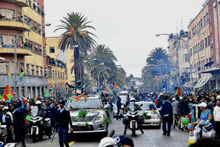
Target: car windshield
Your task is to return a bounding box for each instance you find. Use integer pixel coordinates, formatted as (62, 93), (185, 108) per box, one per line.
(140, 103), (156, 111)
(68, 98), (102, 109)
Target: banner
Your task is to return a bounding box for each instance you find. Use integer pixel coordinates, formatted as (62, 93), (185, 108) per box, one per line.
(2, 85), (16, 101)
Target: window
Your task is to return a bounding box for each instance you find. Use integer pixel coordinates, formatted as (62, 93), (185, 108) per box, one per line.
(26, 64), (30, 75)
(5, 65), (9, 73)
(36, 66), (39, 75)
(7, 9), (15, 19)
(52, 70), (54, 78)
(50, 47), (55, 53)
(0, 35), (3, 47)
(35, 44), (38, 54)
(32, 65), (35, 75)
(58, 71), (60, 79)
(65, 70), (67, 80)
(48, 67), (52, 77)
(0, 9), (6, 17)
(184, 54), (189, 62)
(8, 35), (16, 45)
(20, 63), (24, 73)
(206, 13), (209, 24)
(40, 67), (43, 76)
(205, 37), (208, 48)
(39, 45), (42, 55)
(44, 68), (47, 77)
(208, 36), (210, 46)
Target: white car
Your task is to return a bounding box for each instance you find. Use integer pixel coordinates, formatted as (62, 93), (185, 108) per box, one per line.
(136, 101), (161, 129)
(67, 96), (108, 139)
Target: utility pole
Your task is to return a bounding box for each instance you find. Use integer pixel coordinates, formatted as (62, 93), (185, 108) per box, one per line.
(14, 39), (18, 100)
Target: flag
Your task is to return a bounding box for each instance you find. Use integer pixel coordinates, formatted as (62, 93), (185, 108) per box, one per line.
(45, 89), (49, 97)
(2, 85), (16, 101)
(68, 96), (81, 102)
(114, 83), (120, 90)
(105, 87), (113, 94)
(19, 72), (25, 82)
(7, 71), (12, 81)
(20, 96), (28, 108)
(175, 87), (182, 96)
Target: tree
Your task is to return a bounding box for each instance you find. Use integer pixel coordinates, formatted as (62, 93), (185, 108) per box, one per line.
(89, 45), (118, 89)
(55, 12), (96, 85)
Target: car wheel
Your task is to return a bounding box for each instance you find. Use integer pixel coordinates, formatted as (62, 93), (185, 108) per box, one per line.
(156, 123), (161, 129)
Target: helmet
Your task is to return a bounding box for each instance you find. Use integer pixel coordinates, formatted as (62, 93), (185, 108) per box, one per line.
(104, 104), (110, 109)
(76, 80), (81, 85)
(130, 97), (135, 102)
(3, 106), (9, 111)
(98, 137), (117, 147)
(113, 136), (134, 147)
(35, 101), (42, 105)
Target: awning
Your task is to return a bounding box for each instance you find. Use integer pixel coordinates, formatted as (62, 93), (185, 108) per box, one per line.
(204, 61), (214, 67)
(194, 79), (203, 89)
(194, 76), (212, 89)
(183, 82), (193, 88)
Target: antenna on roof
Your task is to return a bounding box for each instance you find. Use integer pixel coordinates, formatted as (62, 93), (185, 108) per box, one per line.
(176, 16), (178, 34)
(181, 18), (183, 30)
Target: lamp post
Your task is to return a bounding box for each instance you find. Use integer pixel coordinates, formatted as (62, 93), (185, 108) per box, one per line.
(97, 67), (110, 92)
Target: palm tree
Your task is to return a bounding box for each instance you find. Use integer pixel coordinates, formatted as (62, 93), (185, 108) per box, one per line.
(89, 45), (118, 89)
(55, 12), (97, 85)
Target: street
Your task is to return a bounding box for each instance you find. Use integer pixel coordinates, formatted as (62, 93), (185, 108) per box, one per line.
(24, 119), (189, 147)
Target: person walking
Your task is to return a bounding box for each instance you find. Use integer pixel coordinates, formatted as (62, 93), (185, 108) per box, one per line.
(213, 99), (220, 139)
(172, 95), (179, 129)
(160, 96), (173, 136)
(55, 100), (74, 147)
(116, 96), (122, 120)
(12, 103), (26, 147)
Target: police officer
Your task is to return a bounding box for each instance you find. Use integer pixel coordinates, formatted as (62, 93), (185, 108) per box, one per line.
(13, 103), (26, 147)
(1, 106), (13, 143)
(55, 100), (74, 147)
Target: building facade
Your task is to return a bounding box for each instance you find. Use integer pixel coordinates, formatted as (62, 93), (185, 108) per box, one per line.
(168, 30), (190, 87)
(187, 0), (220, 90)
(0, 0), (48, 98)
(46, 36), (75, 96)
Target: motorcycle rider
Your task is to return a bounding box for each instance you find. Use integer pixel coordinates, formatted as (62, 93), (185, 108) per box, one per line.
(1, 106), (13, 143)
(123, 97), (144, 135)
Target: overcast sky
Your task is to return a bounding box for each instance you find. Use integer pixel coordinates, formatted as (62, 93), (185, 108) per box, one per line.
(44, 0), (205, 77)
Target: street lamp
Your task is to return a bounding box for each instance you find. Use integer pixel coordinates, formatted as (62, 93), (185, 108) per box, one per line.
(97, 67), (110, 92)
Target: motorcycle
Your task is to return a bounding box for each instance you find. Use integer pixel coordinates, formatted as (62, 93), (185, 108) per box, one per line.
(122, 102), (144, 136)
(188, 120), (215, 146)
(29, 107), (51, 143)
(0, 125), (17, 147)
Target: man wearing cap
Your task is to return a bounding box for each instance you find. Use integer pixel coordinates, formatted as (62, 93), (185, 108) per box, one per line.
(55, 100), (74, 147)
(160, 96), (173, 136)
(1, 106), (13, 143)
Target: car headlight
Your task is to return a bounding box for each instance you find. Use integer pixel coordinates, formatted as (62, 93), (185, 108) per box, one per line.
(95, 115), (104, 121)
(152, 115), (160, 119)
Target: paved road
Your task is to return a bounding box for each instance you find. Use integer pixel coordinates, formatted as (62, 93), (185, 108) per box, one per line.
(24, 119), (189, 147)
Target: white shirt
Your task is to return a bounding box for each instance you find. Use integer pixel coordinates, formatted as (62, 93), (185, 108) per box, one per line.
(59, 108), (65, 113)
(2, 114), (6, 123)
(214, 105), (220, 121)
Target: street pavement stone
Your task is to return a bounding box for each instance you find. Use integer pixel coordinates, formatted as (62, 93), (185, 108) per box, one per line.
(24, 119), (189, 147)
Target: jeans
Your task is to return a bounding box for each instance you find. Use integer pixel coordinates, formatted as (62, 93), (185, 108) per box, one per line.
(172, 114), (179, 126)
(163, 117), (172, 134)
(14, 127), (25, 145)
(58, 127), (69, 147)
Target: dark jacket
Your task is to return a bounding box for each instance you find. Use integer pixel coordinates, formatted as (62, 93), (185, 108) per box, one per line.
(1, 114), (12, 127)
(160, 101), (173, 119)
(56, 108), (73, 129)
(178, 99), (189, 116)
(46, 107), (57, 123)
(12, 109), (25, 129)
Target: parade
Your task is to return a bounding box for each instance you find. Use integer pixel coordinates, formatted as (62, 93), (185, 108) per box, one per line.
(1, 0), (220, 147)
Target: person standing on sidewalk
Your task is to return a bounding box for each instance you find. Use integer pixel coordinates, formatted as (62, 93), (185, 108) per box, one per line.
(55, 100), (74, 147)
(160, 96), (173, 136)
(213, 98), (220, 139)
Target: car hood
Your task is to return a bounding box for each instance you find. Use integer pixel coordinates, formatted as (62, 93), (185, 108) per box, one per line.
(70, 109), (105, 117)
(139, 110), (158, 116)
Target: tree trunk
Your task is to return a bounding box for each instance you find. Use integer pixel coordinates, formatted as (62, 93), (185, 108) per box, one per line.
(74, 47), (80, 86)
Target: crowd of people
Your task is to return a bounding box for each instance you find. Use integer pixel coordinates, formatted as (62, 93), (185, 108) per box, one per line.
(0, 96), (61, 147)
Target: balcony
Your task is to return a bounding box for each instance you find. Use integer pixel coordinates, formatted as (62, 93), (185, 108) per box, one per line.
(1, 0), (28, 7)
(0, 47), (32, 56)
(0, 20), (30, 31)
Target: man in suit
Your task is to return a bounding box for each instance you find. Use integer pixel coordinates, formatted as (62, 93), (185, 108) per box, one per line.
(160, 96), (173, 136)
(13, 103), (26, 147)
